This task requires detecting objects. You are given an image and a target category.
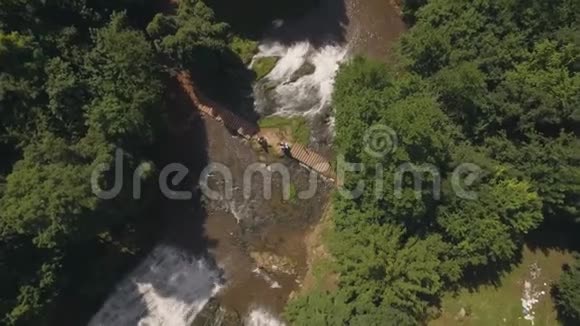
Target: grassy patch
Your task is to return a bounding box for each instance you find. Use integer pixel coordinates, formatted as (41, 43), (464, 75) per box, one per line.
(230, 36), (258, 65)
(252, 56), (279, 80)
(430, 247), (573, 326)
(289, 62), (315, 83)
(258, 115), (310, 145)
(299, 204), (338, 295)
(288, 182), (297, 203)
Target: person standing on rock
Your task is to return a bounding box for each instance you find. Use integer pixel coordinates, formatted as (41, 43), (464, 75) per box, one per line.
(279, 142), (291, 156)
(258, 136), (269, 152)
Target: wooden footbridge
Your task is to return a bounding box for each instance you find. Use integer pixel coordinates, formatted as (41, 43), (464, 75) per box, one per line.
(176, 71), (335, 181)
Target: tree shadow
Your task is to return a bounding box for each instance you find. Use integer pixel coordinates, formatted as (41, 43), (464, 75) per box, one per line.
(188, 49), (259, 122)
(71, 74), (229, 325)
(156, 75), (217, 255)
(204, 0), (348, 46)
(0, 141), (20, 176)
(526, 219), (580, 254)
(550, 266), (578, 326)
(530, 219), (580, 326)
(258, 0), (349, 47)
(445, 217), (580, 297)
(450, 248), (524, 294)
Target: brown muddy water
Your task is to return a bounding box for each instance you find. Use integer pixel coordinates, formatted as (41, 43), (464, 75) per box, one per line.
(346, 0), (406, 60)
(200, 113), (332, 316)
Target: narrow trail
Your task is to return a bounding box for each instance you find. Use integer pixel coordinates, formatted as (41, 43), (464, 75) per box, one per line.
(176, 71), (336, 181)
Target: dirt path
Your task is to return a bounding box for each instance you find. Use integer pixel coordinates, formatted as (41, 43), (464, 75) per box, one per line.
(296, 204), (338, 296)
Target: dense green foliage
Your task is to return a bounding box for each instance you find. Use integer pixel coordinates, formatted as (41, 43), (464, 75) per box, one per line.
(0, 2), (163, 323)
(147, 0), (229, 70)
(556, 255), (580, 324)
(0, 0), (253, 324)
(286, 0), (580, 324)
(1, 0), (320, 322)
(3, 0), (579, 324)
(252, 56), (279, 80)
(230, 36), (258, 65)
(147, 0), (264, 118)
(258, 115), (310, 145)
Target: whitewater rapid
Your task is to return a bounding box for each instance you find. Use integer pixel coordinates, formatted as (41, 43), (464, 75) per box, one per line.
(252, 41), (348, 134)
(89, 246), (222, 326)
(91, 37), (347, 326)
(245, 308), (286, 326)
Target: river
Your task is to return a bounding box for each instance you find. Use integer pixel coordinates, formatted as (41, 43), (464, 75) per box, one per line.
(89, 0), (405, 325)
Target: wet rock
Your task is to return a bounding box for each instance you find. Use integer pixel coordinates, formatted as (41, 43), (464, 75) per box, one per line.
(253, 60), (319, 116)
(288, 62), (315, 83)
(192, 299), (242, 326)
(253, 80), (279, 116)
(250, 251), (297, 275)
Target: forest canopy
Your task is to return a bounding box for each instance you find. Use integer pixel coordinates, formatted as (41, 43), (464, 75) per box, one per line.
(286, 0), (580, 324)
(1, 0), (579, 324)
(0, 0), (251, 324)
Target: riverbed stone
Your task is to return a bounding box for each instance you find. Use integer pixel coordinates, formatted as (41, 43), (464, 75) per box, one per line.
(192, 299), (242, 326)
(250, 251), (297, 275)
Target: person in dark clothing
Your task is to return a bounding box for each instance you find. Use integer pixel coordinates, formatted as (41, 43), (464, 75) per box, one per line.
(279, 142), (291, 156)
(258, 136), (269, 152)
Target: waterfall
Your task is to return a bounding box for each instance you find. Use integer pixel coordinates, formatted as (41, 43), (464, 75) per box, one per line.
(252, 41), (348, 125)
(245, 308), (286, 326)
(89, 245), (222, 326)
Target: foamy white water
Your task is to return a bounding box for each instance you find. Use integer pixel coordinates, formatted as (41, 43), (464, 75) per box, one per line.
(253, 41), (348, 119)
(252, 267), (282, 289)
(245, 308), (286, 326)
(89, 245), (222, 326)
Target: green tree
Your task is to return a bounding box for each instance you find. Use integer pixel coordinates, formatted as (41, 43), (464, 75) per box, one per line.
(285, 290), (352, 325)
(431, 61), (489, 139)
(0, 4), (164, 324)
(320, 0), (580, 317)
(286, 288), (417, 326)
(486, 134), (580, 222)
(555, 254), (580, 324)
(330, 223), (459, 321)
(400, 0), (427, 23)
(438, 171), (543, 268)
(0, 31), (44, 140)
(146, 0), (229, 69)
(0, 135), (96, 249)
(490, 40), (580, 136)
(44, 57), (88, 139)
(85, 12), (162, 143)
